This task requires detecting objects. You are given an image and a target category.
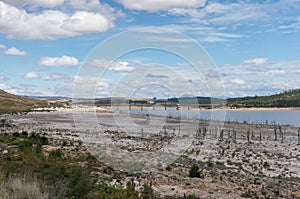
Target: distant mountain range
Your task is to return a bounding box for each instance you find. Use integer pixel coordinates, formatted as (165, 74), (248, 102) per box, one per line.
(1, 88), (300, 114)
(94, 89), (300, 109)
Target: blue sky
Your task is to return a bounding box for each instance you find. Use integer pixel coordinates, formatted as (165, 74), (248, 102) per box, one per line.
(0, 0), (300, 98)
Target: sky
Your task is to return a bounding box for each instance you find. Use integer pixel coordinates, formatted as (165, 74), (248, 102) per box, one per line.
(0, 0), (300, 98)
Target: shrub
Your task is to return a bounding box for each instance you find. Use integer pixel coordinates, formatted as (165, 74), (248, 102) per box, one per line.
(263, 161), (270, 169)
(186, 195), (200, 199)
(21, 131), (28, 137)
(40, 136), (49, 145)
(240, 189), (254, 198)
(166, 165), (172, 171)
(41, 162), (67, 185)
(12, 132), (20, 137)
(65, 167), (93, 199)
(49, 149), (63, 159)
(142, 183), (154, 199)
(189, 164), (202, 178)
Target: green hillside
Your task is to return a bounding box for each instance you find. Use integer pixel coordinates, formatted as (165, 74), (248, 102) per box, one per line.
(0, 90), (47, 114)
(227, 89), (300, 108)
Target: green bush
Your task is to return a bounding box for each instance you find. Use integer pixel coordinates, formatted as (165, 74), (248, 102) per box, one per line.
(18, 133), (49, 153)
(66, 167), (93, 199)
(186, 195), (200, 199)
(42, 162), (67, 184)
(21, 131), (28, 137)
(142, 183), (154, 199)
(49, 149), (63, 159)
(189, 164), (202, 178)
(12, 132), (20, 137)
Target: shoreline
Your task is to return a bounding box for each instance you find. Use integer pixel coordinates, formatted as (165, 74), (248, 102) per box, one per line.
(213, 107), (300, 111)
(97, 105), (300, 111)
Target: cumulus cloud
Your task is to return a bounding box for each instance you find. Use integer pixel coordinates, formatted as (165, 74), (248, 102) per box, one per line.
(91, 59), (135, 72)
(0, 1), (117, 40)
(1, 0), (64, 8)
(118, 0), (207, 12)
(24, 72), (39, 79)
(112, 62), (134, 72)
(244, 57), (268, 65)
(44, 73), (64, 80)
(4, 47), (27, 56)
(0, 44), (5, 49)
(219, 58), (300, 97)
(43, 73), (73, 83)
(39, 56), (79, 67)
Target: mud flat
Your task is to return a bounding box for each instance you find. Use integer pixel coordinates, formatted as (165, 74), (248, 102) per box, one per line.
(1, 109), (300, 198)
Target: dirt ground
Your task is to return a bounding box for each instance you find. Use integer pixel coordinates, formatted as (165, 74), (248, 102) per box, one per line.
(2, 109), (300, 198)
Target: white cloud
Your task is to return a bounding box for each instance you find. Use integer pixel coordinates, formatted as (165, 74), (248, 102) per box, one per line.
(39, 56), (79, 67)
(0, 44), (5, 49)
(44, 73), (64, 80)
(91, 59), (135, 72)
(1, 0), (64, 8)
(111, 61), (134, 72)
(60, 11), (112, 33)
(230, 79), (245, 85)
(0, 83), (13, 92)
(201, 36), (228, 43)
(219, 59), (300, 96)
(68, 0), (117, 14)
(166, 2), (266, 24)
(43, 73), (73, 83)
(0, 1), (117, 40)
(24, 72), (39, 79)
(4, 47), (27, 56)
(205, 3), (233, 14)
(119, 0), (207, 12)
(267, 69), (285, 75)
(244, 57), (268, 65)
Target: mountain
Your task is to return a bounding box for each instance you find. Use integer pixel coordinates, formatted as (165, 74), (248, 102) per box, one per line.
(0, 90), (47, 114)
(227, 89), (300, 108)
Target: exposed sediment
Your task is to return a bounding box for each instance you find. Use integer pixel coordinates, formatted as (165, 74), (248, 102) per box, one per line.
(1, 109), (300, 198)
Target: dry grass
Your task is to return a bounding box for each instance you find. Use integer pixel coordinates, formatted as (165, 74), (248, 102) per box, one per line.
(0, 174), (48, 199)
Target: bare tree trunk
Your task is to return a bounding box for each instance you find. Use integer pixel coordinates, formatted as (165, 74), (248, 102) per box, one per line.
(298, 128), (300, 145)
(281, 128), (284, 143)
(219, 128), (224, 141)
(247, 129), (250, 144)
(234, 130), (237, 143)
(259, 131), (262, 144)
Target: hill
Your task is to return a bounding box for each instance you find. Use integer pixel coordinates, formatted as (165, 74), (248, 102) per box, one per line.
(227, 89), (300, 108)
(0, 90), (47, 114)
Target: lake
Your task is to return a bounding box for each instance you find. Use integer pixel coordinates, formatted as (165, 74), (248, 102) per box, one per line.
(110, 107), (300, 127)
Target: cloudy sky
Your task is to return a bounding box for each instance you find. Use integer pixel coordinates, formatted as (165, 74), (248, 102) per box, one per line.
(0, 0), (300, 98)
